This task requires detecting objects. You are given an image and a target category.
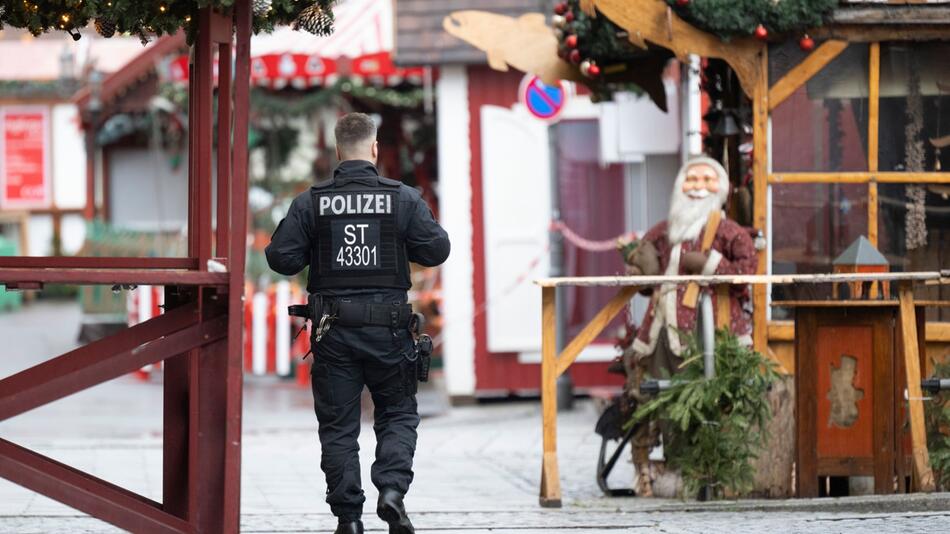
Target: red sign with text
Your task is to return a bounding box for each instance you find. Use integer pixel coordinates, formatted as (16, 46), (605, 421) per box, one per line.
(1, 107), (50, 209)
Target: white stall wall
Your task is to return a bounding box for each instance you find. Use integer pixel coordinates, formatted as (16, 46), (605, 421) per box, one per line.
(435, 66), (477, 398)
(60, 213), (87, 255)
(109, 148), (189, 231)
(599, 81), (680, 164)
(480, 104), (551, 353)
(52, 104), (87, 209)
(27, 214), (53, 256)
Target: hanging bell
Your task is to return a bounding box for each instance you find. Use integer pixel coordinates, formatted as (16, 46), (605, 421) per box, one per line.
(713, 111), (741, 137)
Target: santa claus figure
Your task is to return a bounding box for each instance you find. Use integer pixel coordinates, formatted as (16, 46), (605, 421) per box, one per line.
(624, 156), (758, 496)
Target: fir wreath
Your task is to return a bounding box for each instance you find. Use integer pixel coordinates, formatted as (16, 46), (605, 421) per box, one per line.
(671, 0), (838, 41)
(0, 0), (337, 43)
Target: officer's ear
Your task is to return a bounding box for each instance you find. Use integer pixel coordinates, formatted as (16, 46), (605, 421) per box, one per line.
(371, 140), (379, 162)
(336, 145), (342, 162)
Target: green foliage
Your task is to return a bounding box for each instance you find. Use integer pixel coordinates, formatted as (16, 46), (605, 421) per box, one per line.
(669, 0), (838, 40)
(631, 329), (780, 498)
(926, 359), (950, 491)
(0, 0), (336, 43)
(565, 0), (639, 65)
(251, 78), (425, 117)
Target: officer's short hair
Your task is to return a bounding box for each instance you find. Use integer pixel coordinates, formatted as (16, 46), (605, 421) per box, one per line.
(335, 113), (377, 158)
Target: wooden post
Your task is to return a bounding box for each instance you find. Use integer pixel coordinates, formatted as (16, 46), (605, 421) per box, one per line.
(715, 285), (731, 328)
(868, 42), (880, 248)
(556, 286), (638, 376)
(898, 284), (936, 491)
(752, 47), (769, 355)
(539, 286), (561, 507)
(767, 40), (848, 110)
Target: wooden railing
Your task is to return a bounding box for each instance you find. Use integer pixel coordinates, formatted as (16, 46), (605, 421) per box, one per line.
(535, 271), (949, 507)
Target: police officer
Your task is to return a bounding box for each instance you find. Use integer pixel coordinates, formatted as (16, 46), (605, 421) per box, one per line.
(266, 113), (450, 534)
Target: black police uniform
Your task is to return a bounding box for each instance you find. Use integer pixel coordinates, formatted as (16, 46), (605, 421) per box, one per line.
(265, 160), (450, 529)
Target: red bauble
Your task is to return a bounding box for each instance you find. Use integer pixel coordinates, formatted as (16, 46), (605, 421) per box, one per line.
(753, 24), (768, 40)
(565, 11), (575, 23)
(799, 34), (815, 52)
(675, 0), (689, 6)
(569, 49), (581, 64)
(554, 2), (567, 15)
(565, 34), (578, 48)
(588, 63), (601, 77)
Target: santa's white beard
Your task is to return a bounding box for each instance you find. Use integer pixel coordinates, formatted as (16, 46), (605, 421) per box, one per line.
(667, 190), (723, 244)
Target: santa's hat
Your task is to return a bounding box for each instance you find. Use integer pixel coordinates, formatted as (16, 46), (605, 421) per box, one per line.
(672, 156), (729, 206)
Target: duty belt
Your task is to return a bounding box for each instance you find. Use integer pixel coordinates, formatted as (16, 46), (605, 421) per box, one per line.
(289, 296), (413, 342)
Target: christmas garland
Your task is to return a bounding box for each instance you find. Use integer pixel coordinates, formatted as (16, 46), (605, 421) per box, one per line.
(668, 0), (837, 41)
(553, 0), (838, 78)
(0, 0), (336, 43)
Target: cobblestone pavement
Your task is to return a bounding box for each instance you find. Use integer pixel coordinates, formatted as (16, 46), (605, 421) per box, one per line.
(2, 302), (950, 533)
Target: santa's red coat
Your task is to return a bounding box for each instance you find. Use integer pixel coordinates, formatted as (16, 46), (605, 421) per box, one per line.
(632, 216), (757, 357)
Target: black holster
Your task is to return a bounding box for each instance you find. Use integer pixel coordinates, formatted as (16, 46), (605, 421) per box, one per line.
(408, 312), (432, 383)
(415, 334), (432, 383)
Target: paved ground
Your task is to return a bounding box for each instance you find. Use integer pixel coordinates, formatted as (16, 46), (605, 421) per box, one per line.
(2, 301), (950, 533)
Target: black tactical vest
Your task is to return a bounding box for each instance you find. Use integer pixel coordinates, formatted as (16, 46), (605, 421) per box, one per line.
(310, 176), (410, 290)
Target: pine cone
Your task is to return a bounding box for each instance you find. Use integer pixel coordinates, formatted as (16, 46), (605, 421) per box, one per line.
(292, 3), (334, 36)
(253, 0), (273, 17)
(95, 17), (117, 38)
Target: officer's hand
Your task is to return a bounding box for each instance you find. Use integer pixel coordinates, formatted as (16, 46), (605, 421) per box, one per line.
(681, 251), (709, 274)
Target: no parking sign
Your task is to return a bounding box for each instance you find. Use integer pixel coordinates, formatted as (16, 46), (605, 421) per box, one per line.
(519, 74), (570, 122)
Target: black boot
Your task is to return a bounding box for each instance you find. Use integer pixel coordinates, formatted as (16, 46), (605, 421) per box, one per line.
(377, 488), (414, 534)
(334, 519), (364, 534)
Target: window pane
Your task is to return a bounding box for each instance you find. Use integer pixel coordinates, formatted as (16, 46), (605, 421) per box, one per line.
(771, 183), (869, 316)
(878, 183), (950, 321)
(772, 44), (869, 173)
(878, 42), (950, 172)
(554, 120), (627, 340)
(768, 40), (812, 86)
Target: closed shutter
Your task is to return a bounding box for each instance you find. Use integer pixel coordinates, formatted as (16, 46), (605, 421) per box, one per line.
(480, 105), (551, 353)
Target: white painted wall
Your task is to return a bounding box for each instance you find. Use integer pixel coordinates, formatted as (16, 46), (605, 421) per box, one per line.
(436, 66), (477, 398)
(51, 104), (87, 210)
(109, 147), (189, 232)
(600, 81), (680, 164)
(26, 214), (52, 256)
(480, 104), (550, 353)
(61, 213), (87, 255)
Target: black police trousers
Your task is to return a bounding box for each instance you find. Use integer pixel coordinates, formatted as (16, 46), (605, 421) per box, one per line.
(310, 330), (419, 521)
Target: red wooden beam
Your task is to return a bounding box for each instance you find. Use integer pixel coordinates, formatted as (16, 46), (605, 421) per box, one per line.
(0, 257), (198, 270)
(209, 9), (233, 44)
(223, 3), (252, 531)
(0, 307), (230, 422)
(0, 438), (195, 534)
(162, 290), (197, 522)
(0, 269), (227, 286)
(194, 9), (215, 269)
(216, 41), (232, 259)
(195, 337), (229, 532)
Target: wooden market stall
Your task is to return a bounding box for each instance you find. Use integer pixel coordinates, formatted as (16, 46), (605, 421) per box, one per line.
(532, 0), (950, 506)
(537, 271), (949, 506)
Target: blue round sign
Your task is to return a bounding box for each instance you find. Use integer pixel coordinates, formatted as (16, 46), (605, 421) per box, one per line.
(519, 75), (568, 121)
